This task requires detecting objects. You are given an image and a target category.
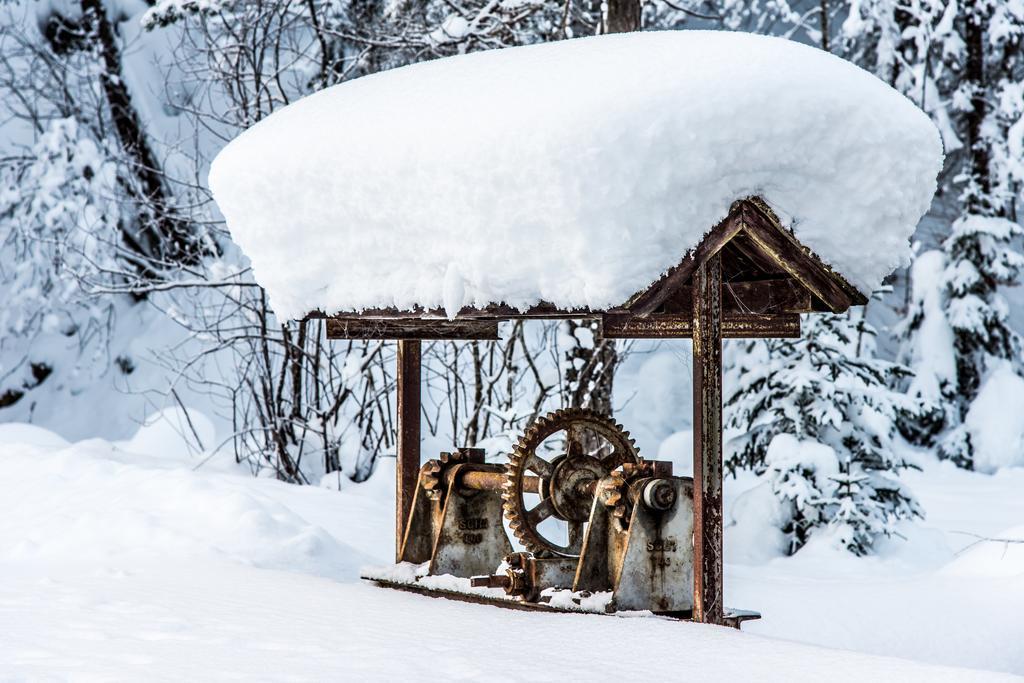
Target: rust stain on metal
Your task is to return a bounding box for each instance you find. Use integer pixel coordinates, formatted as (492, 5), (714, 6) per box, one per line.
(691, 253), (725, 625)
(430, 463), (513, 577)
(395, 340), (421, 562)
(600, 313), (800, 339)
(327, 318), (499, 340)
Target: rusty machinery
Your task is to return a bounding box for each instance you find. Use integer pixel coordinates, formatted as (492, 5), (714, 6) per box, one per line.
(396, 407), (696, 614)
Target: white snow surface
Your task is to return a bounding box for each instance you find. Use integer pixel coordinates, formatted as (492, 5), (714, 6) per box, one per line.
(2, 421), (1023, 680)
(209, 31), (943, 321)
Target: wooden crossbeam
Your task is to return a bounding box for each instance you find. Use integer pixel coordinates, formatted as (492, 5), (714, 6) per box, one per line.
(661, 278), (813, 315)
(600, 313), (800, 339)
(739, 203), (864, 311)
(312, 302), (573, 322)
(326, 318), (499, 340)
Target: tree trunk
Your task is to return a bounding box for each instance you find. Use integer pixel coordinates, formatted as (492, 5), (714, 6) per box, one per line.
(564, 0), (640, 422)
(564, 320), (616, 418)
(819, 0), (829, 52)
(963, 0), (990, 216)
(605, 0), (641, 33)
(81, 0), (208, 269)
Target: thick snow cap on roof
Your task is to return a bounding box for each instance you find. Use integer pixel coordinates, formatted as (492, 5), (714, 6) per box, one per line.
(209, 30), (943, 321)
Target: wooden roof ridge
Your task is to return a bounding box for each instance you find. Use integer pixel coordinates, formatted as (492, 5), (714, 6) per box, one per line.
(623, 197), (868, 316)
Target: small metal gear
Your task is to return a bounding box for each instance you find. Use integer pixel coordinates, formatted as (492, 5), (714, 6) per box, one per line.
(601, 471), (629, 519)
(601, 459), (667, 520)
(620, 460), (654, 480)
(420, 451), (467, 500)
(502, 407), (639, 557)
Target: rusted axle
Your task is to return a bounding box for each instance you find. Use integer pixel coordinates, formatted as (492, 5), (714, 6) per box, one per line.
(458, 469), (541, 495)
(470, 574), (512, 589)
(458, 469), (676, 511)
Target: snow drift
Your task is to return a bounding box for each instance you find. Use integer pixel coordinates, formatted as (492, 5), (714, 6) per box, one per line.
(2, 423), (1022, 679)
(210, 30), (943, 321)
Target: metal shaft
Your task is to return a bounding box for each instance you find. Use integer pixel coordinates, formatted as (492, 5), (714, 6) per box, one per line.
(458, 469), (541, 494)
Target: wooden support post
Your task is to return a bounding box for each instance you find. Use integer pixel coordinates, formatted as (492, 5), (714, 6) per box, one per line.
(692, 253), (724, 624)
(396, 340), (422, 562)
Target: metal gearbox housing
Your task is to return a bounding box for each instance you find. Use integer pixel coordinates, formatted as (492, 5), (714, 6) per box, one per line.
(395, 408), (711, 616)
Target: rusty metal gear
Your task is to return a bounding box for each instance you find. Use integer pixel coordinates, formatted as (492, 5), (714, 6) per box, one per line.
(601, 471), (629, 520)
(420, 451), (468, 500)
(600, 460), (654, 520)
(502, 407), (639, 557)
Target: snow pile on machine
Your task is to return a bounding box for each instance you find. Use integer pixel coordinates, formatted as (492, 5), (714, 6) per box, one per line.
(209, 30), (942, 321)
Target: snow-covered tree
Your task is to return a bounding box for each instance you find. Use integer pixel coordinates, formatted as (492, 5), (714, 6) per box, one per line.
(725, 307), (929, 554)
(898, 232), (1024, 470)
(843, 0), (1024, 469)
(894, 215), (1024, 468)
(936, 216), (1024, 464)
(893, 249), (955, 446)
(133, 0), (641, 479)
(0, 118), (123, 405)
(0, 0), (217, 424)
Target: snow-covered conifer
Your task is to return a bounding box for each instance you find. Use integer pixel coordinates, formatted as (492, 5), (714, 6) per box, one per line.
(894, 249), (955, 446)
(844, 0), (1024, 469)
(725, 306), (929, 554)
(0, 120), (121, 327)
(0, 118), (124, 406)
(934, 215), (1024, 466)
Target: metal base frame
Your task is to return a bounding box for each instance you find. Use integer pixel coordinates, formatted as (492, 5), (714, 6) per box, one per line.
(362, 575), (761, 629)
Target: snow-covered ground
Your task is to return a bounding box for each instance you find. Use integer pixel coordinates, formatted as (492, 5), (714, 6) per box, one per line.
(0, 421), (1021, 681)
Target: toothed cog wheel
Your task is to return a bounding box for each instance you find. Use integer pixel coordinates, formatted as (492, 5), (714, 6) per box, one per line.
(502, 408), (639, 557)
(421, 451), (467, 500)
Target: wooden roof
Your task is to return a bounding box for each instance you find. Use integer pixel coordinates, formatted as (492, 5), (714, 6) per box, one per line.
(318, 198), (868, 341)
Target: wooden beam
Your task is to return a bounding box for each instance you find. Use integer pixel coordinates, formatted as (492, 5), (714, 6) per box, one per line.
(739, 203), (863, 311)
(395, 340), (421, 562)
(660, 278), (813, 316)
(625, 208), (745, 316)
(312, 301), (577, 322)
(600, 312), (800, 339)
(721, 232), (787, 280)
(327, 318), (499, 340)
(692, 253), (724, 625)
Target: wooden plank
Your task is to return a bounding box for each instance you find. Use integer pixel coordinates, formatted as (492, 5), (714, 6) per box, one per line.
(691, 253), (724, 625)
(600, 313), (800, 339)
(739, 202), (864, 311)
(327, 318), (499, 340)
(625, 207), (745, 316)
(395, 340), (422, 562)
(312, 301), (575, 322)
(660, 278), (813, 315)
(722, 278), (812, 314)
(721, 233), (787, 280)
